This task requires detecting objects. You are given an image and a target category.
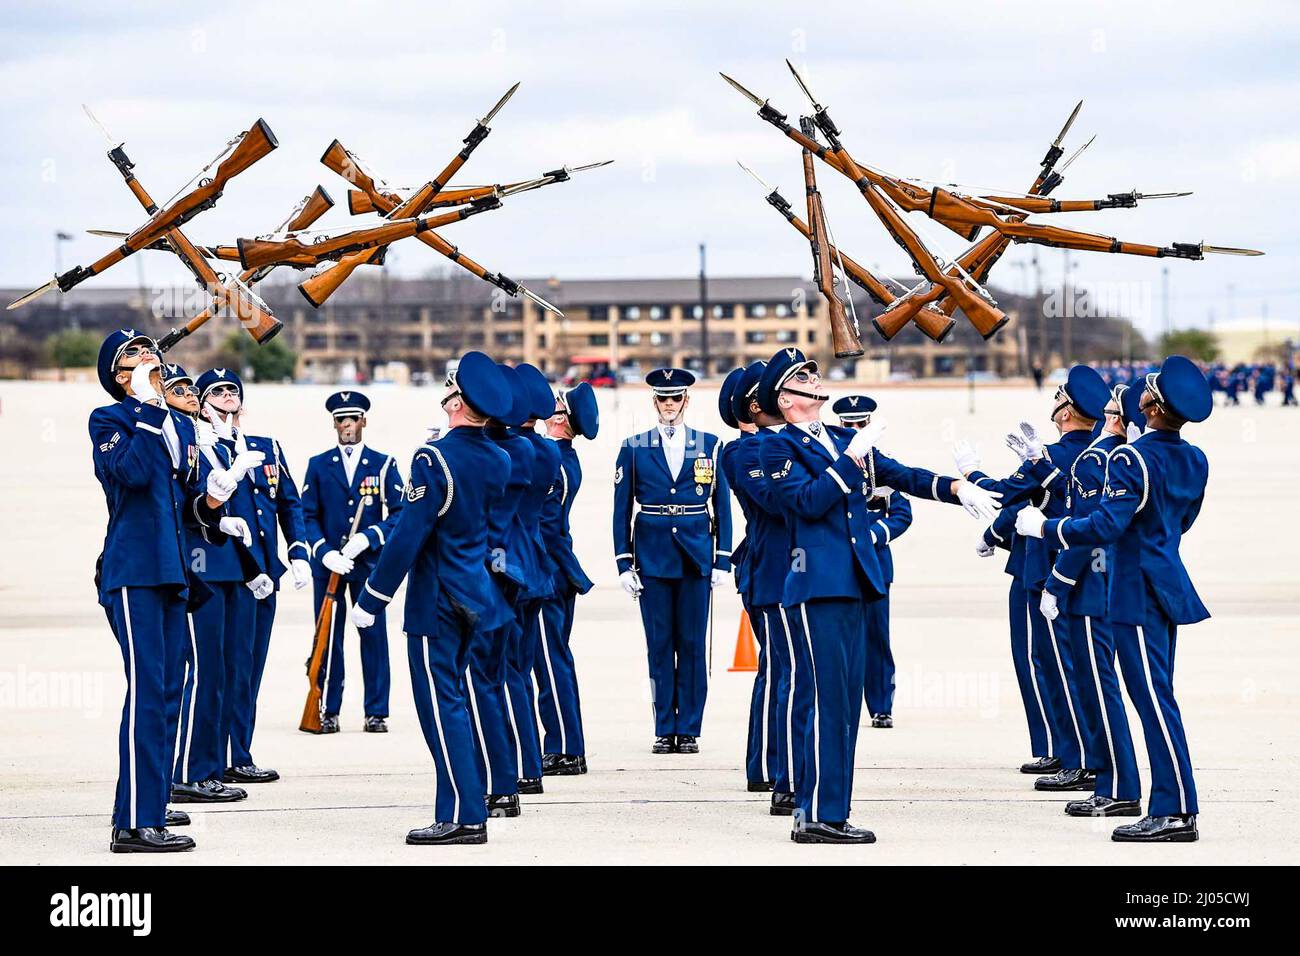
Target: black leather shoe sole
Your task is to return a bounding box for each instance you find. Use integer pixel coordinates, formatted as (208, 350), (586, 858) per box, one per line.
(110, 836), (195, 853)
(770, 804), (794, 817)
(1035, 775), (1096, 792)
(223, 768), (280, 784)
(1019, 758), (1062, 774)
(1066, 800), (1142, 817)
(542, 757), (586, 776)
(170, 785), (243, 804)
(747, 780), (775, 793)
(517, 778), (544, 795)
(791, 828), (876, 845)
(406, 829), (488, 846)
(1112, 827), (1198, 843)
(165, 810), (191, 827)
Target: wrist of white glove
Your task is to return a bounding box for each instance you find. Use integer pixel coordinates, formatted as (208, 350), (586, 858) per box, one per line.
(1015, 506), (1047, 539)
(351, 603), (376, 629)
(619, 569), (643, 597)
(710, 569), (727, 589)
(246, 573), (274, 600)
(847, 419), (887, 460)
(976, 540), (996, 558)
(1039, 590), (1060, 621)
(129, 361), (160, 404)
(218, 516), (252, 547)
(322, 550), (354, 576)
(290, 559), (311, 590)
(228, 450), (266, 482)
(955, 480), (1002, 522)
(204, 407), (235, 441)
(1018, 421), (1045, 460)
(341, 535), (370, 560)
(206, 469), (236, 502)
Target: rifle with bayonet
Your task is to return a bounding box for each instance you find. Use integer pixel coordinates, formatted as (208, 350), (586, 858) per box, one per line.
(800, 118), (863, 358)
(8, 117), (278, 311)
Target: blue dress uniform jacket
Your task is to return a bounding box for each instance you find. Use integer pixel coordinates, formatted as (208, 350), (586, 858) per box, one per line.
(302, 445), (404, 583)
(1043, 430), (1210, 628)
(541, 438), (594, 595)
(485, 426), (537, 592)
(869, 491), (913, 583)
(613, 427), (733, 578)
(229, 434), (309, 583)
(1045, 433), (1123, 616)
(730, 430), (790, 610)
(517, 428), (562, 601)
(718, 435), (755, 601)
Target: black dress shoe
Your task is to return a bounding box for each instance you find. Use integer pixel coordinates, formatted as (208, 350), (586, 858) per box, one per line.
(406, 822), (488, 846)
(320, 714), (341, 734)
(1065, 795), (1142, 817)
(770, 791), (795, 816)
(171, 779), (246, 803)
(871, 713), (894, 729)
(517, 777), (544, 795)
(675, 735), (699, 754)
(165, 809), (191, 827)
(364, 716), (388, 733)
(747, 780), (775, 793)
(541, 754), (587, 776)
(1019, 756), (1062, 774)
(487, 794), (521, 818)
(224, 765), (280, 784)
(1112, 814), (1198, 843)
(1035, 768), (1096, 792)
(792, 821), (876, 845)
(110, 827), (195, 853)
(651, 736), (676, 754)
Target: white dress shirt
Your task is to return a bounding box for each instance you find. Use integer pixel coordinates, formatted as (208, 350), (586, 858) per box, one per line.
(792, 420), (839, 459)
(339, 443), (363, 485)
(657, 424), (687, 480)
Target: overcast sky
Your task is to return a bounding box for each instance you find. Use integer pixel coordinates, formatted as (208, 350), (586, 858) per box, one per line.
(2, 0), (1296, 339)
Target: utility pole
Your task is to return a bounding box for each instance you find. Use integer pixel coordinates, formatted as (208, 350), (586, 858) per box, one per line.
(1061, 249), (1073, 364)
(698, 242), (710, 377)
(1161, 266), (1171, 337)
(1033, 251), (1046, 368)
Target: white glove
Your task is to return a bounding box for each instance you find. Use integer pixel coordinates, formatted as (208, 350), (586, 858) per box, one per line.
(195, 418), (218, 448)
(710, 569), (727, 589)
(351, 604), (376, 629)
(870, 484), (894, 500)
(1015, 421), (1045, 461)
(218, 516), (252, 547)
(846, 418), (887, 461)
(1126, 422), (1144, 444)
(234, 428), (250, 457)
(954, 480), (1002, 521)
(1040, 590), (1060, 622)
(206, 468), (237, 502)
(290, 559), (311, 590)
(246, 573), (274, 600)
(129, 360), (160, 404)
(952, 439), (981, 476)
(619, 569), (643, 597)
(976, 540), (996, 558)
(341, 535), (370, 560)
(228, 450), (266, 482)
(203, 406), (235, 441)
(1015, 506), (1047, 538)
(322, 550), (354, 576)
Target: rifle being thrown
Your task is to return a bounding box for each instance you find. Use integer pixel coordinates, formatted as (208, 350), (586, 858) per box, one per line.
(800, 117), (864, 358)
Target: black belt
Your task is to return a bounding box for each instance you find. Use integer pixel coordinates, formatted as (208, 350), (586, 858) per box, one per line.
(639, 503), (708, 516)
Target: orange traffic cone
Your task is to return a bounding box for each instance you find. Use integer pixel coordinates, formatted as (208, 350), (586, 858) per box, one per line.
(728, 611), (759, 672)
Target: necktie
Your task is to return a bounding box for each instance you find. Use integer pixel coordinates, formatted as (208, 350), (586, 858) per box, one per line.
(664, 426), (675, 439)
(809, 421), (822, 437)
(345, 446), (354, 457)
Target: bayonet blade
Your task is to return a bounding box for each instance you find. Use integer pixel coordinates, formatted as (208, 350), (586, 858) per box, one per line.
(736, 160), (774, 193)
(1059, 134), (1096, 173)
(1138, 191), (1193, 200)
(82, 104), (118, 146)
(569, 160), (614, 172)
(719, 72), (765, 108)
(1202, 244), (1264, 256)
(1054, 100), (1083, 147)
(87, 229), (129, 239)
(785, 59), (819, 109)
(519, 284), (564, 317)
(7, 278), (58, 309)
(479, 81), (520, 127)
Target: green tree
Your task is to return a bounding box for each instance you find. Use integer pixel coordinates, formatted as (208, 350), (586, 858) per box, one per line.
(45, 329), (100, 368)
(211, 332), (298, 382)
(1157, 328), (1220, 363)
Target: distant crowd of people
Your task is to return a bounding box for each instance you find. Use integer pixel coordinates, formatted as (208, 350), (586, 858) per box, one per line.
(1037, 360), (1297, 408)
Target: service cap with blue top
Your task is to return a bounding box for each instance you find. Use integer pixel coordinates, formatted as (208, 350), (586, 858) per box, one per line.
(1114, 382), (1145, 430)
(514, 363), (556, 421)
(448, 350), (512, 421)
(756, 347), (818, 417)
(96, 329), (158, 400)
(832, 394), (877, 423)
(495, 363), (530, 427)
(161, 363), (192, 388)
(196, 367), (245, 404)
(732, 360), (768, 425)
(325, 389), (370, 418)
(1059, 365), (1111, 420)
(1146, 354), (1213, 423)
(645, 367), (695, 398)
(718, 366), (746, 429)
(559, 381), (599, 440)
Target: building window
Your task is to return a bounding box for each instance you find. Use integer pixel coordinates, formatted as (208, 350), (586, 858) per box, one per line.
(691, 305), (703, 320)
(775, 303), (789, 317)
(745, 331), (767, 344)
(649, 306), (663, 320)
(620, 332), (641, 345)
(623, 306), (641, 320)
(749, 304), (768, 318)
(776, 329), (795, 343)
(650, 332), (666, 346)
(712, 304), (726, 318)
(589, 334), (609, 346)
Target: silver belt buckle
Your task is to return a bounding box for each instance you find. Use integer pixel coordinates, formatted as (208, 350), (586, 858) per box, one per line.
(666, 504), (683, 516)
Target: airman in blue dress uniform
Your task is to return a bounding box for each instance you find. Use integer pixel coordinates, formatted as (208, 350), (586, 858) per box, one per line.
(536, 381), (599, 776)
(833, 395), (914, 730)
(91, 331), (246, 852)
(1018, 355), (1213, 843)
(301, 391), (404, 734)
(612, 368), (733, 755)
(756, 348), (1000, 843)
(956, 365), (1109, 791)
(353, 352), (515, 846)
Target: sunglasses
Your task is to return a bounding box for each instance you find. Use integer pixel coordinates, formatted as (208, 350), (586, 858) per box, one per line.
(119, 343), (157, 360)
(790, 370), (820, 384)
(168, 384), (199, 397)
(207, 385), (240, 398)
(440, 390), (461, 409)
(333, 414), (361, 424)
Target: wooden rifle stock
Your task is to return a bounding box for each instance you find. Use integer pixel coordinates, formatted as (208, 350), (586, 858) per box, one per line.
(801, 129), (863, 359)
(300, 497), (368, 733)
(346, 184), (496, 216)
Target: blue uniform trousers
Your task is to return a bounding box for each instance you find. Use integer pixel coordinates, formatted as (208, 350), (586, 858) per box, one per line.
(863, 594), (895, 717)
(175, 582), (248, 783)
(744, 603), (776, 787)
(1064, 612), (1140, 801)
(1114, 615), (1198, 816)
(407, 604), (488, 826)
(314, 576), (391, 719)
(534, 589), (586, 757)
(757, 604), (801, 796)
(1033, 590), (1089, 770)
(505, 599), (544, 779)
(638, 574), (710, 737)
(466, 619), (520, 797)
(791, 598), (866, 825)
(248, 593), (277, 754)
(1009, 578), (1053, 757)
(105, 585), (188, 830)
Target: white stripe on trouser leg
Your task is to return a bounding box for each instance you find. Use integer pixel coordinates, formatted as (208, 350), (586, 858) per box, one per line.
(776, 608), (797, 788)
(178, 613), (200, 782)
(537, 607), (566, 754)
(758, 612), (771, 781)
(1136, 625), (1187, 814)
(503, 676), (524, 773)
(121, 588), (138, 829)
(1045, 614), (1086, 765)
(422, 638), (460, 821)
(798, 604), (822, 822)
(464, 666), (492, 794)
(1026, 603), (1053, 753)
(1083, 617), (1118, 799)
(173, 659), (189, 775)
